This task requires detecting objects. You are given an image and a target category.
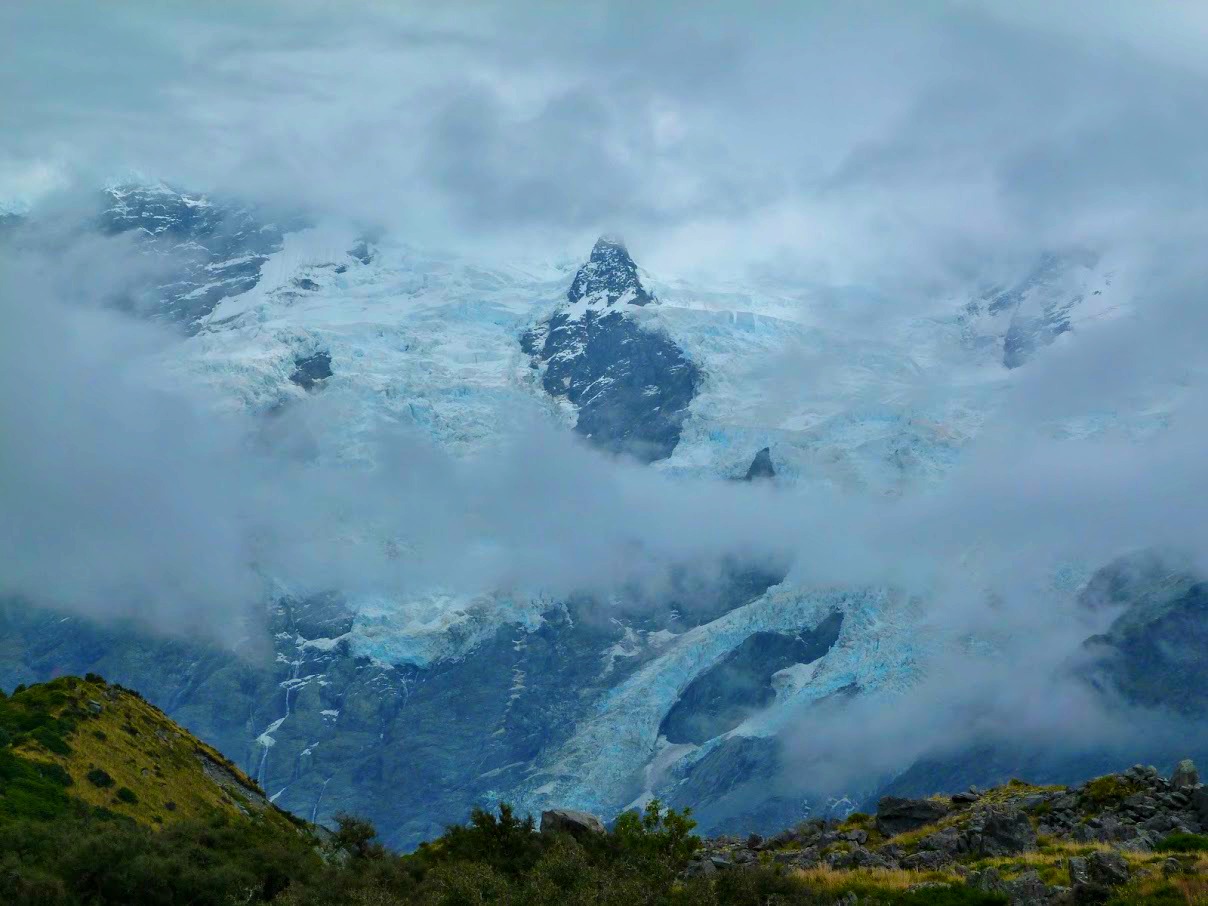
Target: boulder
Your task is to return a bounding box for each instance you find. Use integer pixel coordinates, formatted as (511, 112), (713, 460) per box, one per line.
(1004, 869), (1051, 906)
(901, 850), (954, 871)
(540, 809), (606, 839)
(972, 808), (1038, 857)
(917, 826), (964, 856)
(875, 796), (950, 837)
(1085, 851), (1130, 887)
(1192, 788), (1208, 826)
(1172, 759), (1200, 790)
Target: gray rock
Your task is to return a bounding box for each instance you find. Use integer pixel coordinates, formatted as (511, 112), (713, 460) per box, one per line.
(1120, 830), (1155, 853)
(772, 848), (820, 867)
(540, 808), (606, 838)
(971, 867), (1007, 894)
(875, 796), (950, 837)
(1005, 869), (1051, 906)
(1172, 759), (1200, 790)
(743, 447), (775, 481)
(973, 808), (1039, 856)
(1192, 788), (1208, 825)
(1085, 850), (1130, 887)
(1068, 857), (1090, 887)
(828, 846), (894, 871)
(901, 850), (954, 871)
(917, 826), (964, 855)
(683, 858), (716, 878)
(951, 791), (981, 805)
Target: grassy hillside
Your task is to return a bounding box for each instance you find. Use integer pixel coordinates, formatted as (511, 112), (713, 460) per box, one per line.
(1, 674), (300, 832)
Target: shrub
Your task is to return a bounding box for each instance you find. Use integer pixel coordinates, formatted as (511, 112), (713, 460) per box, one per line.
(420, 802), (541, 876)
(1154, 832), (1208, 853)
(331, 814), (382, 860)
(86, 768), (115, 789)
(611, 799), (700, 873)
(116, 787), (139, 804)
(1082, 775), (1142, 806)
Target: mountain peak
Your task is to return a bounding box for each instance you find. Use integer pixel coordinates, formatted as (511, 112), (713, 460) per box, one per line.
(567, 234), (654, 307)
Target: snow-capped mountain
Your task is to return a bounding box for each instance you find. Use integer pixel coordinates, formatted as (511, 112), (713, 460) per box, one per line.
(0, 183), (1182, 848)
(522, 236), (701, 462)
(99, 183), (291, 331)
(958, 249), (1121, 369)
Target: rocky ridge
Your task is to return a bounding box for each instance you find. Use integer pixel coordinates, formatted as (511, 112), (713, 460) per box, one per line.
(672, 759), (1208, 903)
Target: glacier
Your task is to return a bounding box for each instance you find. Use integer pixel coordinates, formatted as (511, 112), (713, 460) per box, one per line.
(0, 182), (1186, 846)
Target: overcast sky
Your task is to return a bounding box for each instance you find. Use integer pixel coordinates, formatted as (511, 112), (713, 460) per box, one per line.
(3, 1), (1207, 281)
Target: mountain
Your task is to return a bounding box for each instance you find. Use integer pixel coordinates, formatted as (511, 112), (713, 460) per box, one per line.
(0, 182), (1192, 851)
(521, 236), (701, 462)
(957, 249), (1119, 368)
(97, 183), (295, 331)
(0, 675), (304, 834)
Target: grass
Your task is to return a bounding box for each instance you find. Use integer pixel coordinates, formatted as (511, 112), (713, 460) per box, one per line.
(4, 677), (299, 834)
(1157, 834), (1208, 854)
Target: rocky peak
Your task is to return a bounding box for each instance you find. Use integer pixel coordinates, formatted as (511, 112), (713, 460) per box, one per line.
(566, 235), (654, 308)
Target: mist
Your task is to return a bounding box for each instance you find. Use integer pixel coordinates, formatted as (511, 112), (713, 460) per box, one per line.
(3, 0), (1208, 796)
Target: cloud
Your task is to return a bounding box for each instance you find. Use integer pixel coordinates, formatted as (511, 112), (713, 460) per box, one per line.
(3, 0), (1208, 795)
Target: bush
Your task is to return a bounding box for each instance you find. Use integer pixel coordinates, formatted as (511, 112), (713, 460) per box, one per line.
(611, 799), (699, 873)
(331, 814), (382, 860)
(86, 768), (115, 789)
(116, 787), (139, 804)
(1155, 832), (1208, 853)
(418, 802), (541, 876)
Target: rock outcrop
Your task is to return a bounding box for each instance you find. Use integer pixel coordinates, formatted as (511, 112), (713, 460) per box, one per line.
(522, 237), (702, 462)
(540, 808), (606, 839)
(688, 759), (1208, 905)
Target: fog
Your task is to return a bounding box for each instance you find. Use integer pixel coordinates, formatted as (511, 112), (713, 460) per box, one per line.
(3, 0), (1208, 793)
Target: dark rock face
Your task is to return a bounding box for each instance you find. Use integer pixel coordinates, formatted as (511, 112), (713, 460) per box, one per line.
(290, 351), (333, 390)
(522, 237), (701, 463)
(540, 808), (605, 838)
(98, 184), (288, 332)
(968, 807), (1037, 856)
(660, 611), (843, 745)
(566, 235), (654, 308)
(875, 796), (951, 837)
(1084, 580), (1208, 715)
(4, 584), (804, 848)
(743, 447), (775, 481)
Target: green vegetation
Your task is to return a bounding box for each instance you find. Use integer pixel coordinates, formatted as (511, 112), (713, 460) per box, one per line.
(3, 676), (1203, 904)
(1082, 774), (1143, 806)
(1154, 832), (1208, 853)
(86, 768), (114, 788)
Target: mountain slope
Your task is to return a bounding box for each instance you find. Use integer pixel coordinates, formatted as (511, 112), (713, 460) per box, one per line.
(0, 675), (303, 834)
